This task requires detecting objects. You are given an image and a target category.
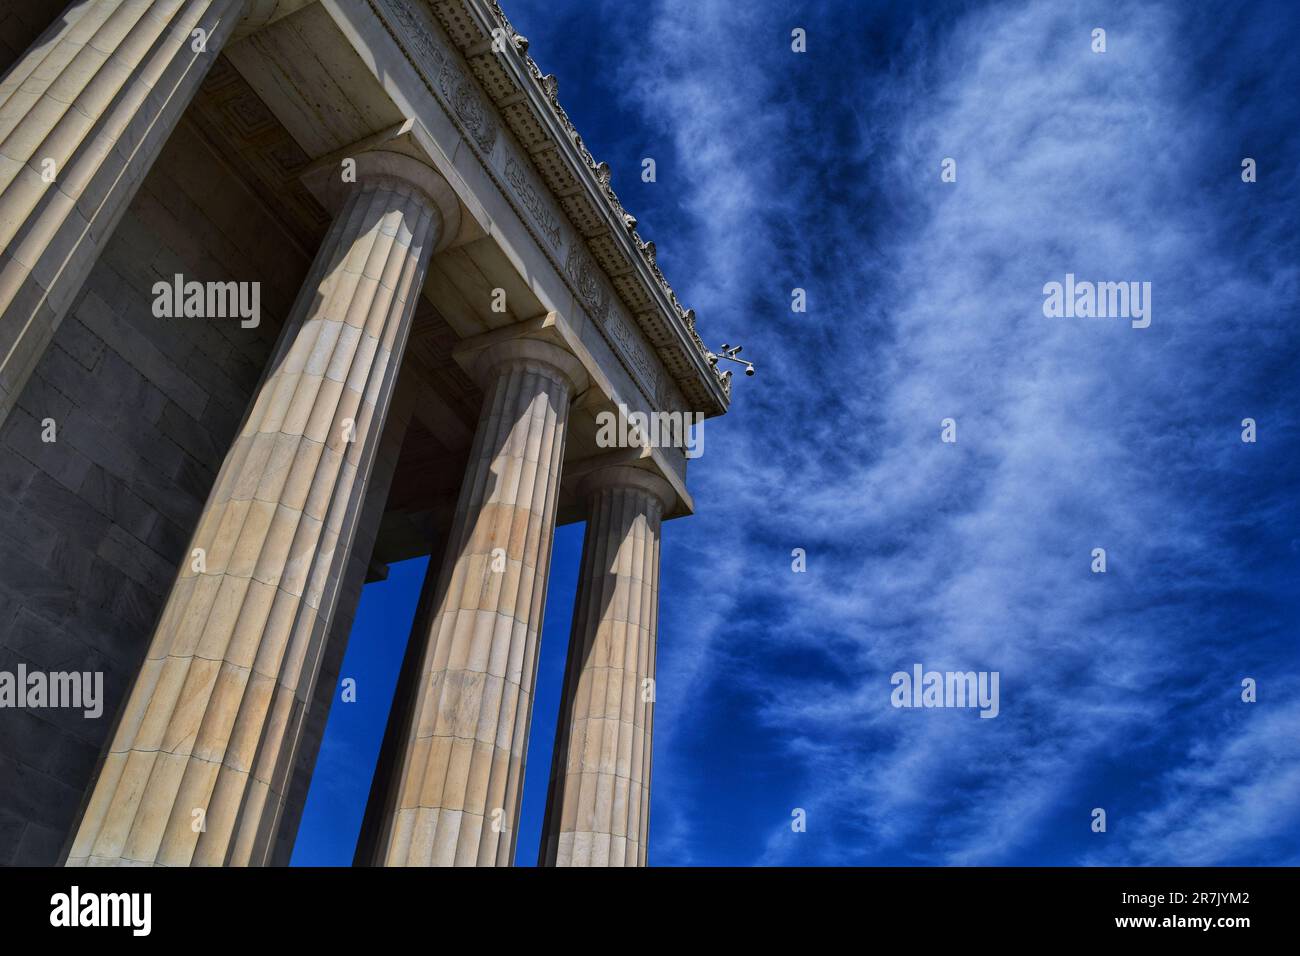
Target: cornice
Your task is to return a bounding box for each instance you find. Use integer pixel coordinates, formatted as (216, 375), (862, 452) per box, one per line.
(431, 0), (730, 414)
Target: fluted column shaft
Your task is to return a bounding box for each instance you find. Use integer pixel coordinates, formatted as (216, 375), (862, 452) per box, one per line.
(67, 154), (446, 866)
(381, 337), (587, 867)
(540, 465), (672, 866)
(0, 0), (247, 428)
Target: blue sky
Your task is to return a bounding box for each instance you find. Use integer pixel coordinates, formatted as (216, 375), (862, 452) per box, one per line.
(295, 0), (1300, 865)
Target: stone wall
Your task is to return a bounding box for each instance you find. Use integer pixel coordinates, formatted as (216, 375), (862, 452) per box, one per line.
(0, 117), (310, 865)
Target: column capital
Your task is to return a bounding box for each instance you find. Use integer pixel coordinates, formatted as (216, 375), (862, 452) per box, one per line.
(470, 336), (590, 396)
(304, 144), (462, 254)
(577, 464), (675, 513)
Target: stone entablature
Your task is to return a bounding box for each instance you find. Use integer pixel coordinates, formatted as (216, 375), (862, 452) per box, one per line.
(367, 0), (729, 417)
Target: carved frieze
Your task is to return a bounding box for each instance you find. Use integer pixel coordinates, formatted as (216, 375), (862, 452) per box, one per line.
(387, 1), (446, 70)
(602, 306), (667, 408)
(441, 66), (497, 154)
(505, 156), (561, 249)
(380, 0), (496, 156)
(563, 243), (609, 322)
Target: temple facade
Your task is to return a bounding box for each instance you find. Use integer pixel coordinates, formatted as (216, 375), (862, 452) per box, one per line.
(0, 0), (728, 866)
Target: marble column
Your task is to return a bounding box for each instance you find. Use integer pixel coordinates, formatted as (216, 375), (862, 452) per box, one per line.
(66, 150), (454, 866)
(381, 337), (588, 867)
(539, 465), (673, 867)
(0, 0), (248, 429)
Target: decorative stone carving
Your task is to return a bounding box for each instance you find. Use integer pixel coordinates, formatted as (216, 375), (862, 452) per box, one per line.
(440, 67), (498, 154)
(388, 0), (447, 70)
(565, 244), (611, 323)
(380, 0), (497, 157)
(505, 157), (562, 249)
(479, 0), (721, 383)
(604, 308), (663, 406)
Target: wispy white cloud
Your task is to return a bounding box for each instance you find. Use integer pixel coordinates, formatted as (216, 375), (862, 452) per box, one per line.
(1086, 689), (1300, 866)
(604, 0), (1300, 865)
